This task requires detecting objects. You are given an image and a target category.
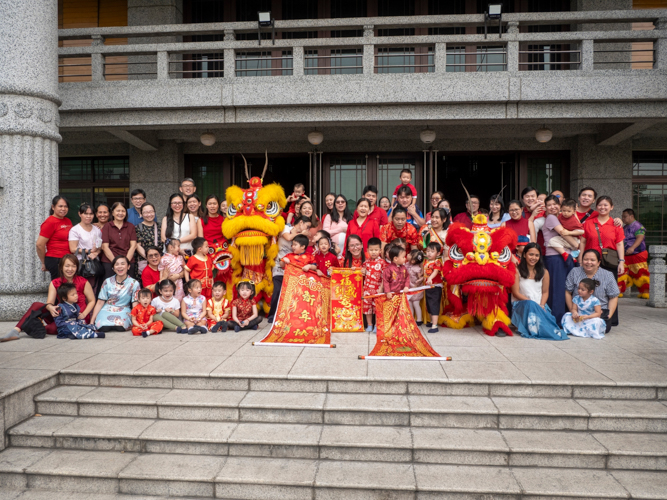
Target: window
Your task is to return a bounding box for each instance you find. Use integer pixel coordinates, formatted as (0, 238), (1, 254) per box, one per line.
(305, 48), (363, 75)
(526, 157), (562, 194)
(59, 157), (130, 221)
(633, 152), (667, 246)
(330, 0), (366, 37)
(330, 158), (367, 207)
(634, 153), (667, 176)
(187, 157), (226, 201)
(376, 47), (434, 73)
(377, 158), (415, 201)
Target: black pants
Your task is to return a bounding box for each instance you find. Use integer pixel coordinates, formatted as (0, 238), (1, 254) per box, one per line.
(600, 261), (620, 329)
(267, 276), (283, 320)
(227, 317), (262, 331)
(44, 256), (61, 281)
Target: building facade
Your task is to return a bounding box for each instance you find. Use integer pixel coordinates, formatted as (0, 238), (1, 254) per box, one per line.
(0, 0), (666, 319)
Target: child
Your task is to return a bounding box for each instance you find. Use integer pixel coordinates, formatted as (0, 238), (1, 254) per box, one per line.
(392, 169), (417, 207)
(407, 249), (425, 326)
(185, 237), (214, 299)
(208, 281), (231, 332)
(281, 234), (315, 269)
(424, 242), (444, 333)
(160, 238), (185, 301)
(383, 242), (393, 264)
(304, 232), (338, 277)
(285, 183), (310, 225)
(341, 234), (366, 269)
(151, 279), (185, 331)
(54, 283), (105, 339)
(179, 279), (208, 334)
(562, 278), (606, 339)
(363, 238), (385, 332)
(382, 245), (410, 300)
(131, 288), (164, 337)
(229, 281), (261, 332)
(547, 198), (584, 262)
(307, 229), (341, 257)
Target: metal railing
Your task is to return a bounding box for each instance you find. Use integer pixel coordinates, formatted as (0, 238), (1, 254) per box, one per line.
(445, 47), (507, 72)
(594, 47), (656, 70)
(304, 48), (363, 75)
(375, 47), (434, 73)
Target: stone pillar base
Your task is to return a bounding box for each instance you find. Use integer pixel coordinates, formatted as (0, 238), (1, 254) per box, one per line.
(0, 290), (49, 322)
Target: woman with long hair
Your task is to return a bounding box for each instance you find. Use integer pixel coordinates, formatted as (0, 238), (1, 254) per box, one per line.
(341, 234), (366, 269)
(323, 195), (351, 257)
(100, 202), (137, 280)
(345, 198), (380, 252)
(488, 194), (510, 229)
(161, 193), (197, 254)
(324, 192), (336, 216)
(186, 194), (204, 222)
(199, 194), (225, 248)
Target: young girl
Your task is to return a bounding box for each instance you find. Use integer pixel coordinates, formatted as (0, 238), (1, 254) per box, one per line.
(304, 232), (338, 277)
(407, 249), (425, 326)
(562, 278), (606, 339)
(179, 279), (208, 334)
(363, 237), (385, 332)
(424, 242), (444, 333)
(131, 288), (164, 337)
(382, 245), (410, 300)
(185, 237), (214, 300)
(54, 283), (105, 339)
(229, 281), (261, 332)
(383, 243), (393, 264)
(208, 281), (231, 332)
(160, 238), (185, 301)
(341, 234), (366, 269)
(151, 279), (185, 331)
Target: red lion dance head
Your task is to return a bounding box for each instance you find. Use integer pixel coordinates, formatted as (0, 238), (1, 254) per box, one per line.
(442, 214), (517, 336)
(209, 237), (233, 287)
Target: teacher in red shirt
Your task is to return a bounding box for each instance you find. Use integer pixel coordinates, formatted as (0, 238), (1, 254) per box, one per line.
(36, 196), (73, 280)
(200, 195), (225, 248)
(345, 198), (380, 251)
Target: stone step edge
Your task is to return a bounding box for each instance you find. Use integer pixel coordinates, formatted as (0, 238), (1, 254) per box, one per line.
(58, 373), (667, 400)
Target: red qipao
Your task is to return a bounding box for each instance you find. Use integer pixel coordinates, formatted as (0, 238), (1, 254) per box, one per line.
(345, 217), (380, 251)
(201, 214), (224, 247)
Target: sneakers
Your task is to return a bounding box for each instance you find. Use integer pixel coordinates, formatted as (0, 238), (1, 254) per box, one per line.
(427, 327), (438, 333)
(211, 322), (221, 332)
(365, 325), (373, 332)
(141, 331), (148, 338)
(176, 326), (186, 334)
(425, 322), (432, 328)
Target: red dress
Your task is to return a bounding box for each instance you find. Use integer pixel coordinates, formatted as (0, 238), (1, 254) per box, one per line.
(131, 304), (163, 336)
(186, 255), (214, 299)
(379, 223), (422, 252)
(313, 252), (339, 277)
(345, 217), (380, 251)
(363, 257), (385, 314)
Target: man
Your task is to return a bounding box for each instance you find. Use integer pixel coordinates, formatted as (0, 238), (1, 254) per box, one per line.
(380, 207), (422, 252)
(452, 195), (480, 229)
(127, 188), (146, 226)
(179, 178), (196, 197)
(619, 208), (650, 299)
(577, 186), (623, 226)
(387, 186), (424, 229)
(353, 185), (388, 227)
(267, 215), (312, 322)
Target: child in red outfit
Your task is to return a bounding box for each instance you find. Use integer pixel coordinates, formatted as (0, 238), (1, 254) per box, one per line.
(185, 237), (214, 299)
(131, 288), (163, 337)
(392, 169), (418, 207)
(228, 281), (261, 332)
(281, 234), (314, 270)
(382, 245), (410, 298)
(304, 232), (338, 277)
(362, 238), (385, 332)
(207, 282), (231, 332)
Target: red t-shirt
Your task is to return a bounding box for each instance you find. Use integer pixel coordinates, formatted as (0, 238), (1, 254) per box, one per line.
(558, 214), (583, 232)
(345, 217), (380, 251)
(505, 217), (531, 244)
(583, 217), (624, 253)
(424, 259), (443, 285)
(393, 183), (418, 198)
(577, 209), (599, 223)
(40, 216), (73, 258)
(352, 205), (388, 228)
(185, 255), (214, 286)
(52, 275), (88, 312)
(141, 265), (160, 296)
(201, 215), (224, 247)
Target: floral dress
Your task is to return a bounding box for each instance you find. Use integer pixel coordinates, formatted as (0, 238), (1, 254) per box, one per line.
(94, 276), (141, 330)
(159, 253), (185, 301)
(562, 295), (606, 340)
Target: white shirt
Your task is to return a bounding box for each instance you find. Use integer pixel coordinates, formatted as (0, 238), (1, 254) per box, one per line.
(69, 224), (103, 260)
(152, 296), (180, 313)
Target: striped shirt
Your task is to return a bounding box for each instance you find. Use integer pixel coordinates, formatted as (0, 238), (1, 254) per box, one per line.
(565, 267), (619, 309)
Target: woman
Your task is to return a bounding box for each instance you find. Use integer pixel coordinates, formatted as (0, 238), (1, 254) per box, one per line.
(324, 192), (336, 216)
(220, 200), (228, 218)
(379, 196), (392, 212)
(135, 202), (162, 278)
(101, 202), (137, 281)
(505, 199), (536, 251)
(425, 191), (445, 222)
(186, 194), (204, 222)
(68, 203), (104, 291)
(488, 195), (510, 229)
(298, 200), (321, 240)
(200, 195), (225, 248)
(511, 243), (567, 341)
(420, 208), (449, 258)
(3, 254), (96, 341)
(91, 255), (141, 332)
(579, 196), (625, 302)
(565, 249), (620, 333)
(345, 198), (380, 251)
(541, 195), (575, 326)
(341, 234), (365, 269)
(36, 196), (73, 280)
(323, 195), (351, 258)
(161, 193), (197, 254)
(94, 203), (110, 230)
(141, 246), (162, 295)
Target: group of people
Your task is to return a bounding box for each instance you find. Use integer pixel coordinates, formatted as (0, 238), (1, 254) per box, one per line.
(2, 168), (648, 343)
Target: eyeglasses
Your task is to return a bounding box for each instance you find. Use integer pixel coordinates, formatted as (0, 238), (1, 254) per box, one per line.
(431, 197), (441, 201)
(509, 208), (522, 213)
(335, 200), (346, 204)
(171, 201), (183, 206)
(142, 211), (155, 216)
(131, 196), (145, 201)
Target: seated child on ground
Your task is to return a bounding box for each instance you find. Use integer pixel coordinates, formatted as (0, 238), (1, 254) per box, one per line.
(562, 278), (607, 340)
(54, 283), (105, 339)
(178, 279), (208, 334)
(547, 198), (584, 261)
(363, 238), (385, 332)
(407, 249), (425, 325)
(208, 281), (231, 332)
(151, 279), (185, 330)
(131, 288), (164, 338)
(228, 281), (262, 332)
(424, 242), (444, 333)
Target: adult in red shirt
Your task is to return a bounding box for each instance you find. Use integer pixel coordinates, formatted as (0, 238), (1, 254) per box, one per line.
(452, 195), (480, 229)
(576, 186), (599, 223)
(101, 202), (137, 281)
(380, 207), (422, 252)
(505, 200), (536, 258)
(345, 198), (380, 251)
(200, 195), (225, 248)
(580, 196), (625, 280)
(141, 247), (162, 297)
(355, 185), (389, 227)
(36, 195), (73, 281)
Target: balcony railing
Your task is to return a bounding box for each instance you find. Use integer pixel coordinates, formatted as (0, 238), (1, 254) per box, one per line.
(57, 10), (667, 83)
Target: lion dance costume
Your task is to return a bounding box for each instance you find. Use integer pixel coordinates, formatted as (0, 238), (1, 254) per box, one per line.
(441, 214), (518, 336)
(222, 153), (286, 314)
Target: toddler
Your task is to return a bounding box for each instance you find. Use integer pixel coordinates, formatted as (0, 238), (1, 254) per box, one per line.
(285, 183), (310, 225)
(160, 238), (185, 301)
(547, 199), (584, 261)
(54, 283), (105, 339)
(179, 279), (208, 334)
(423, 242), (444, 333)
(185, 237), (214, 299)
(229, 281), (261, 332)
(208, 282), (231, 332)
(392, 169), (417, 207)
(382, 245), (410, 300)
(151, 279), (185, 330)
(281, 234), (314, 269)
(131, 288), (163, 337)
(304, 232), (338, 277)
(407, 249), (425, 326)
(363, 238), (385, 332)
(562, 278), (606, 340)
(383, 243), (393, 264)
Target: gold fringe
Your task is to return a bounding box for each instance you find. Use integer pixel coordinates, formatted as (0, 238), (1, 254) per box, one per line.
(240, 245), (265, 266)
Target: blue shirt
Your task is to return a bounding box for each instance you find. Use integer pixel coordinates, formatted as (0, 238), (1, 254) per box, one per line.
(387, 205), (424, 230)
(127, 206), (143, 226)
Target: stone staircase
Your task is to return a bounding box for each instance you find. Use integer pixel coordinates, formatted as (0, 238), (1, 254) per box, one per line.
(1, 375), (666, 499)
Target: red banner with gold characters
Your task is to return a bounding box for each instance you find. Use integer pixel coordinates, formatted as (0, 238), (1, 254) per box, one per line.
(366, 294), (443, 358)
(256, 264), (332, 346)
(330, 267), (365, 333)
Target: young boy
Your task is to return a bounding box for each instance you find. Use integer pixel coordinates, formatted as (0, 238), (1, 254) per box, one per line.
(285, 183), (310, 224)
(547, 198), (584, 261)
(54, 283), (105, 339)
(382, 245), (410, 300)
(131, 288), (164, 337)
(423, 242), (443, 333)
(363, 237), (385, 332)
(207, 281), (231, 332)
(281, 234), (314, 269)
(392, 169), (417, 207)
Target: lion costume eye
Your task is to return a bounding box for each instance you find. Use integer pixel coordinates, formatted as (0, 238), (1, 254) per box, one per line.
(497, 247), (512, 263)
(266, 201), (280, 217)
(449, 244), (464, 261)
(227, 204), (237, 218)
